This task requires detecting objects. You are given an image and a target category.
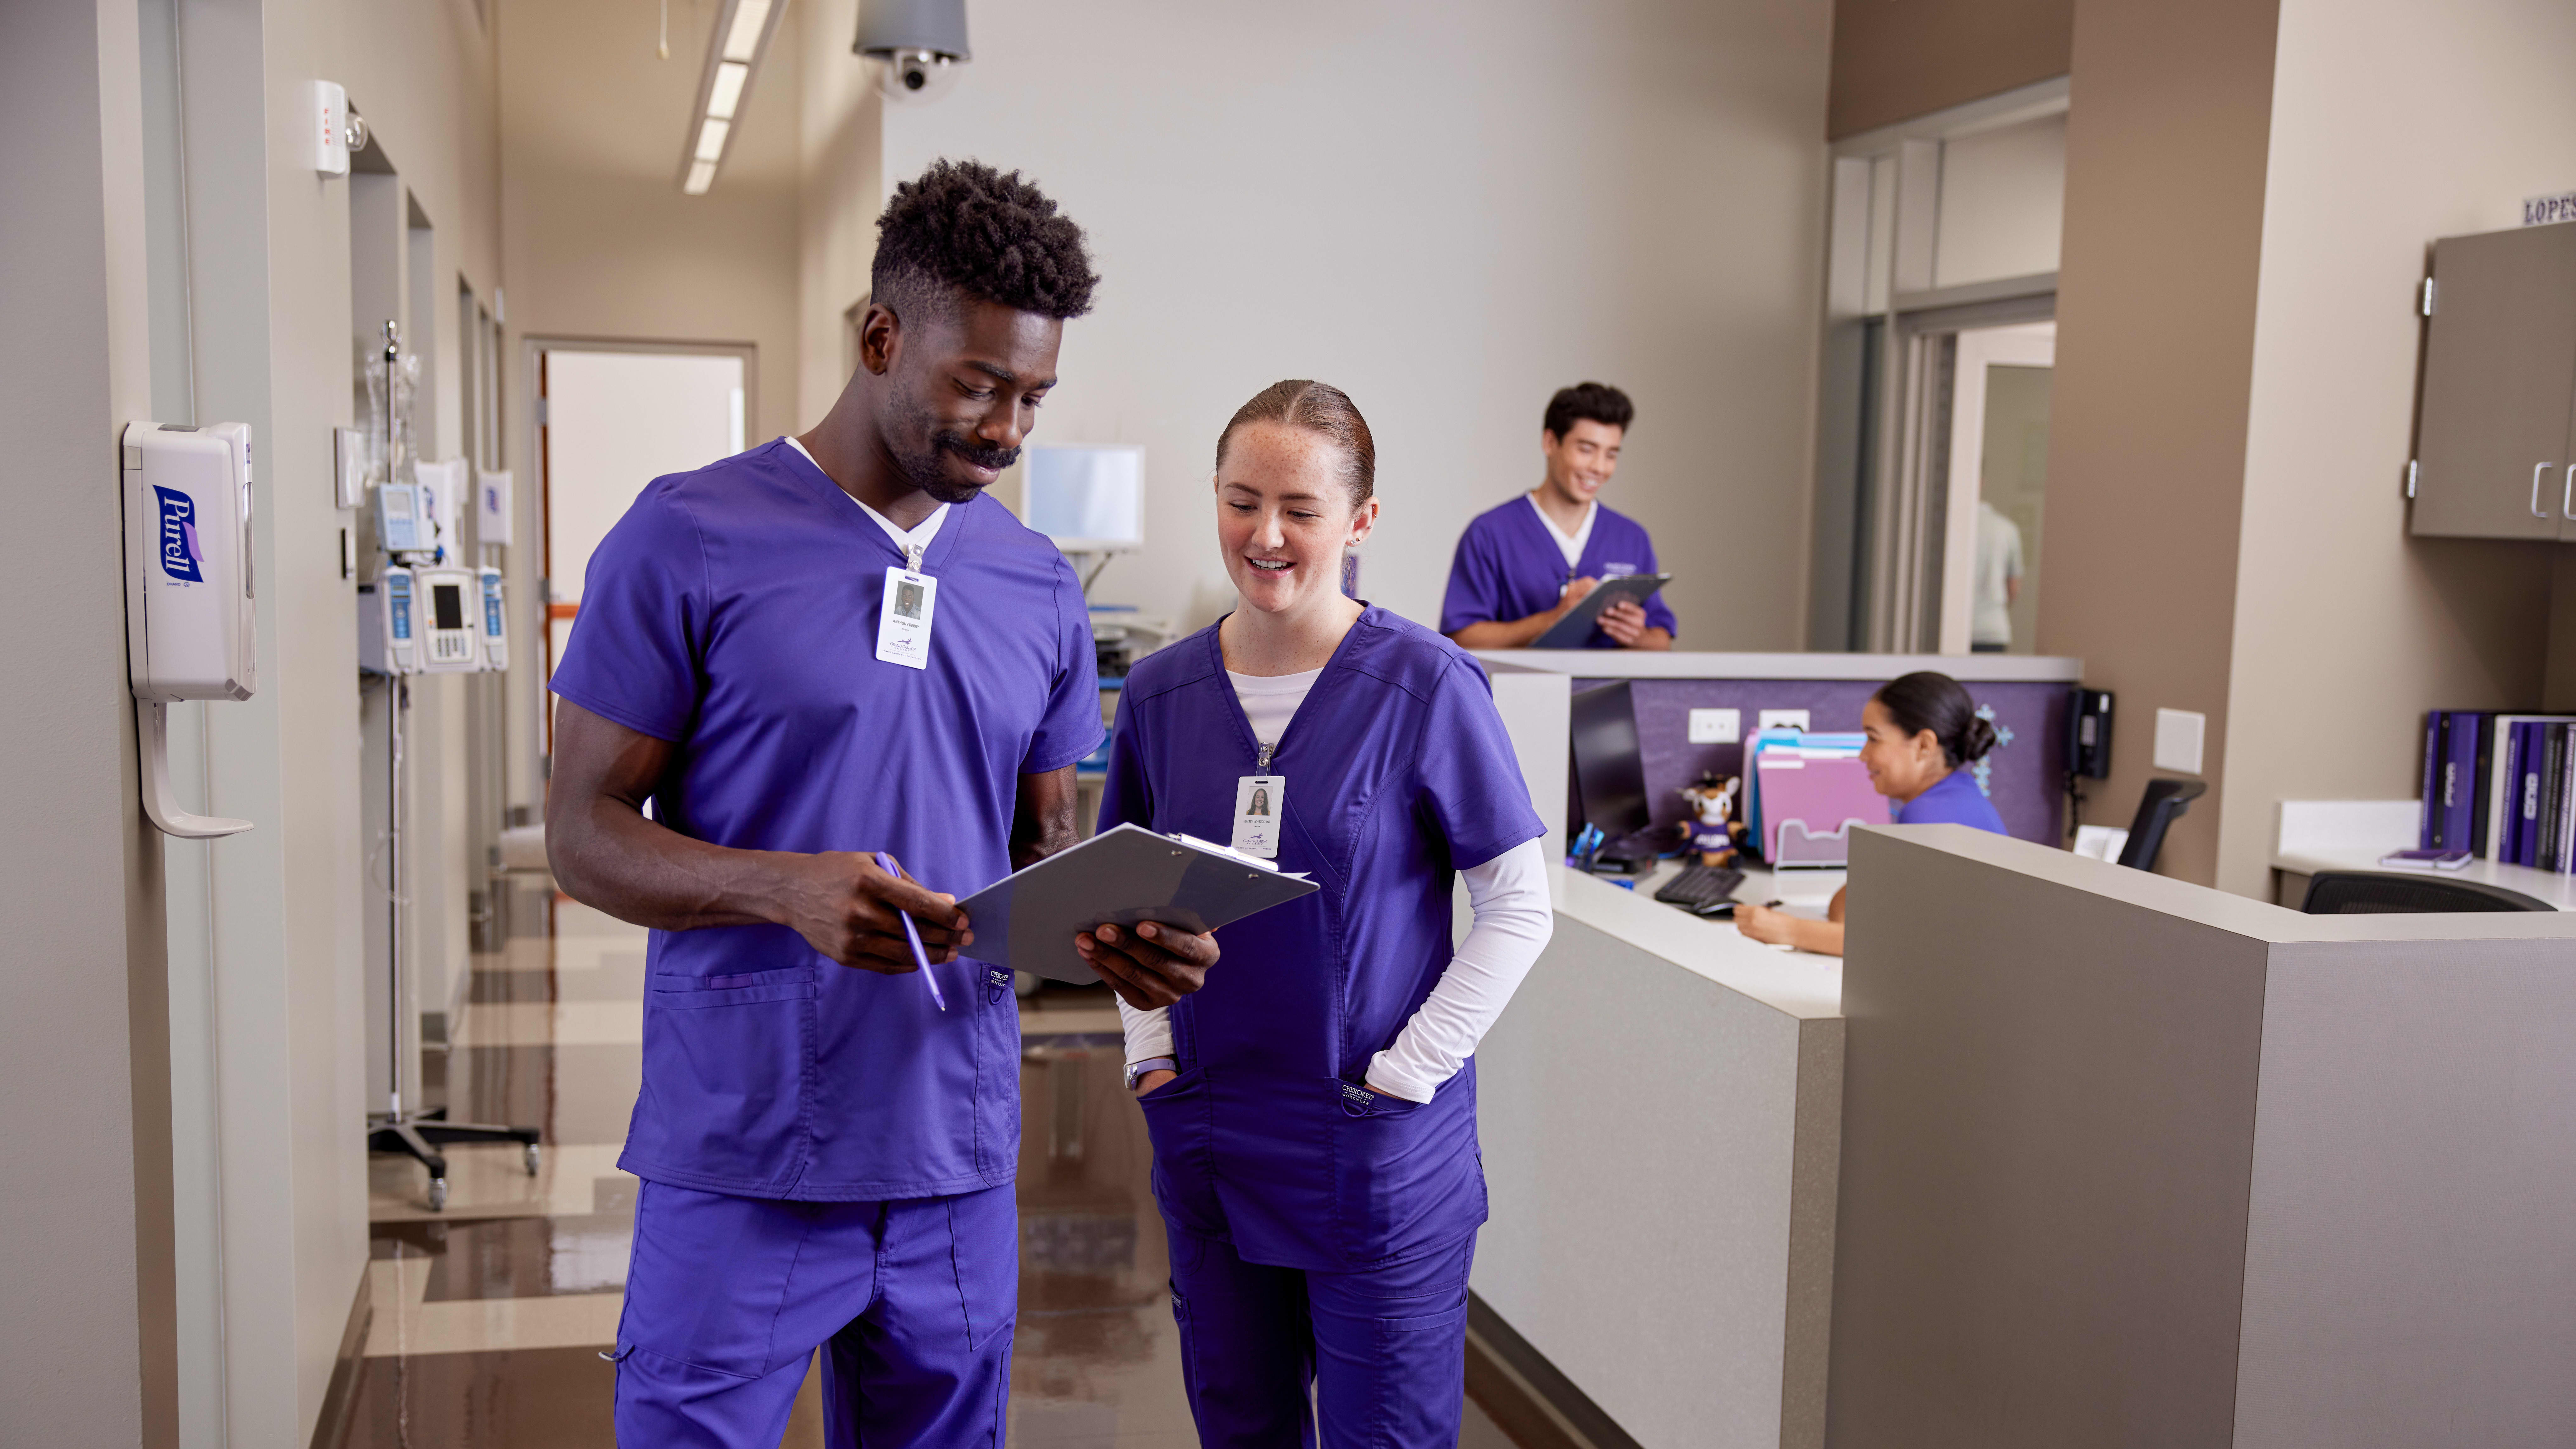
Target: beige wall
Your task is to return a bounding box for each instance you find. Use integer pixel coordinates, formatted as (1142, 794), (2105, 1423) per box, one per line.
(1, 3), (173, 1441)
(2037, 0), (2281, 885)
(842, 0), (1833, 645)
(2214, 0), (2576, 896)
(499, 0), (802, 448)
(119, 0), (513, 1441)
(795, 0), (882, 424)
(1829, 0), (2072, 141)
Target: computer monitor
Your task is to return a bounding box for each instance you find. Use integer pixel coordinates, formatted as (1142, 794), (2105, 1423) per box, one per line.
(1024, 444), (1144, 553)
(1570, 681), (1652, 843)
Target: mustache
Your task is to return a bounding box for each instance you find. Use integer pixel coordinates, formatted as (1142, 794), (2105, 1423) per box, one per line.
(934, 431), (1019, 472)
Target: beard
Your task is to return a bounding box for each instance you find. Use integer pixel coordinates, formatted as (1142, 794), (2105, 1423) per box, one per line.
(887, 392), (1019, 504)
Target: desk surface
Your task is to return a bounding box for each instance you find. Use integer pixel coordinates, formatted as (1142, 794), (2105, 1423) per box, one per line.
(1551, 860), (1844, 1019)
(1476, 648), (2083, 683)
(2273, 846), (2576, 911)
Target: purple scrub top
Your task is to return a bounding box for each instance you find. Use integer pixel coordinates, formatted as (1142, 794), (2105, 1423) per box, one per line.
(550, 440), (1102, 1201)
(1892, 766), (2008, 833)
(1098, 607), (1545, 1270)
(1438, 497), (1677, 647)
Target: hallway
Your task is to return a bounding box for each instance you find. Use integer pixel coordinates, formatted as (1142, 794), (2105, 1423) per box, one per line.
(342, 888), (1518, 1446)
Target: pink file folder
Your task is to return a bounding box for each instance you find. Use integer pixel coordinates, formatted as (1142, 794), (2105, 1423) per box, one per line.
(1754, 753), (1892, 867)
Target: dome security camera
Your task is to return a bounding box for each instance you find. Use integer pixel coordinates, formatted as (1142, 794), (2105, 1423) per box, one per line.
(877, 48), (959, 101)
(854, 0), (969, 102)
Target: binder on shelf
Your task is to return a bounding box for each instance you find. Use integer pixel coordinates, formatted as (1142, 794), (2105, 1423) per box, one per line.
(2419, 711), (2445, 850)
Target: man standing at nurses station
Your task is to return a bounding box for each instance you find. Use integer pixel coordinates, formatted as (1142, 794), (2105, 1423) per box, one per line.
(1093, 380), (1555, 1446)
(1440, 381), (1677, 650)
(543, 161), (1219, 1446)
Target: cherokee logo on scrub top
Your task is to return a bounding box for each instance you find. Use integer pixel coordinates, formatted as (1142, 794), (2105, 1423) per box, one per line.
(154, 485), (205, 583)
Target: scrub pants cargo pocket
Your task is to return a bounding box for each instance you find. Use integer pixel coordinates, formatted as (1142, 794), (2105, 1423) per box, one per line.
(640, 968), (815, 1183)
(1328, 1077), (1457, 1258)
(1137, 1067), (1226, 1238)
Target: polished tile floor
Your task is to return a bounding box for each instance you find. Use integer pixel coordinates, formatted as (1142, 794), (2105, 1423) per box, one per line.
(347, 891), (1518, 1447)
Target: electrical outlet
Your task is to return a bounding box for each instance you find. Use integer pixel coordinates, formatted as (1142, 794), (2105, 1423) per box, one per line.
(2153, 708), (2206, 775)
(1758, 709), (1810, 733)
(1688, 708), (1741, 744)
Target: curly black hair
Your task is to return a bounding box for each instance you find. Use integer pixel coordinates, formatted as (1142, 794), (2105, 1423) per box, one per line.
(872, 159), (1098, 325)
(1543, 382), (1634, 440)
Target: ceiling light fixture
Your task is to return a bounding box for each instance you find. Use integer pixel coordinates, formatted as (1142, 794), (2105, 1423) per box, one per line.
(679, 0), (784, 196)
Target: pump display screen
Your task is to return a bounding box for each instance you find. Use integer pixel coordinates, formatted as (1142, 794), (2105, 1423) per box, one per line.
(432, 582), (466, 632)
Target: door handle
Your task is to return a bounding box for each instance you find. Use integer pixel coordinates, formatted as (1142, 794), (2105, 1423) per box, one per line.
(2534, 462), (2556, 518)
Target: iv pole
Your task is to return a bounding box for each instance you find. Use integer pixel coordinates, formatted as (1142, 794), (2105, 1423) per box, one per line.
(360, 318), (540, 1212)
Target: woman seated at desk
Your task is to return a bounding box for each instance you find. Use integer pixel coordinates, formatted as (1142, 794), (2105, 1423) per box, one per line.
(1735, 670), (2005, 956)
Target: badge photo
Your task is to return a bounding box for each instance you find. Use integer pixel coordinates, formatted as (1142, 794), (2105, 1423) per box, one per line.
(876, 567), (938, 670)
(1232, 774), (1285, 858)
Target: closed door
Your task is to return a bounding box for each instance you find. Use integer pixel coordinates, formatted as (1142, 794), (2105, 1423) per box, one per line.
(2413, 224), (2576, 539)
(539, 347), (747, 754)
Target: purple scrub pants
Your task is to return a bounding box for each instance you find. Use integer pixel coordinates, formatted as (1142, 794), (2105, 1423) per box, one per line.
(611, 1180), (1015, 1447)
(1167, 1229), (1477, 1449)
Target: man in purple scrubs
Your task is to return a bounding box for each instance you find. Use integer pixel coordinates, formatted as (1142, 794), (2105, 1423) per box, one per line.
(544, 160), (1218, 1446)
(1440, 382), (1677, 650)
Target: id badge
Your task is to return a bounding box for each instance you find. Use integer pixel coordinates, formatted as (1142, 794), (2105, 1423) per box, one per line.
(1231, 775), (1285, 858)
(876, 567), (938, 670)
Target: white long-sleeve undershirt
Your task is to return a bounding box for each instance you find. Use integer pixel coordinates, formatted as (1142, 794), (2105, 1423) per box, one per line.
(1117, 837), (1553, 1102)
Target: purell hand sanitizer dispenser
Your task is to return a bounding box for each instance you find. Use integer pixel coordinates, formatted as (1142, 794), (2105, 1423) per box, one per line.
(123, 421), (256, 838)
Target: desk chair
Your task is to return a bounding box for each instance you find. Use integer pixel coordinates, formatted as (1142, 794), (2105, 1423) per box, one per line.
(2116, 777), (2207, 872)
(2301, 871), (2553, 915)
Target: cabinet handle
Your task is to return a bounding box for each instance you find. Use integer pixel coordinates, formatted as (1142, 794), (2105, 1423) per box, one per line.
(2535, 462), (2556, 518)
(2565, 465), (2574, 521)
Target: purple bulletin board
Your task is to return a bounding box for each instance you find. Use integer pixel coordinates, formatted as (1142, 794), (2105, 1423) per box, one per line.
(1577, 677), (2071, 846)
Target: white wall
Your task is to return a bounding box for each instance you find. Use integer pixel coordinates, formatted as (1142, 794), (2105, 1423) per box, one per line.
(823, 0), (1835, 645)
(2216, 0), (2576, 896)
(1934, 111), (2066, 287)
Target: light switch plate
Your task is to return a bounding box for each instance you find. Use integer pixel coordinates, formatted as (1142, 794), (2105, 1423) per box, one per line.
(1758, 709), (1811, 733)
(334, 426), (365, 509)
(1688, 708), (1741, 744)
(2153, 708), (2206, 775)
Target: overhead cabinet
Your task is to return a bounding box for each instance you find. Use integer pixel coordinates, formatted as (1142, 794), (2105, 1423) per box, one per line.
(2413, 222), (2576, 540)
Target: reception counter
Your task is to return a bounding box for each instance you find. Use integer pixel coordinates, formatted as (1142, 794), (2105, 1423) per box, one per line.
(1831, 826), (2576, 1448)
(1473, 862), (1845, 1449)
(1470, 820), (2576, 1449)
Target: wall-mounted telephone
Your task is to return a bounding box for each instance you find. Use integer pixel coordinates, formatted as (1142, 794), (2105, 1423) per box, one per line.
(2067, 688), (2114, 780)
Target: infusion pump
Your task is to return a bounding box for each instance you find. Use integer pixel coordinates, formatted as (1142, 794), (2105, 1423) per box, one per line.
(362, 564), (507, 676)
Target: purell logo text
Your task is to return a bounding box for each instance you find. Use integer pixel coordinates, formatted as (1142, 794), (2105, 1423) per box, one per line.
(155, 486), (205, 583)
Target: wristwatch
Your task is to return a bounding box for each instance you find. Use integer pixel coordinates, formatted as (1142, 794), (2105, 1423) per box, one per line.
(1124, 1057), (1178, 1093)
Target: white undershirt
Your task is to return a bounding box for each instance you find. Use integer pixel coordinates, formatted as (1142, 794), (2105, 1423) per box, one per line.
(1227, 666), (1323, 751)
(784, 435), (949, 559)
(1527, 492), (1596, 572)
(1116, 669), (1556, 1102)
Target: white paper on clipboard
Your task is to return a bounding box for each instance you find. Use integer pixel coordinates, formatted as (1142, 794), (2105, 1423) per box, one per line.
(955, 822), (1320, 984)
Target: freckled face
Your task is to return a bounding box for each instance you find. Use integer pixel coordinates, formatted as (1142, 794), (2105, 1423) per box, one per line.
(1215, 422), (1375, 616)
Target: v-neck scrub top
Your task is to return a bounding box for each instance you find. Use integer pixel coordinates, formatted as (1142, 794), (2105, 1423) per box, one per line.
(1097, 607), (1547, 1269)
(1439, 495), (1677, 647)
(549, 439), (1102, 1201)
(1892, 765), (2009, 834)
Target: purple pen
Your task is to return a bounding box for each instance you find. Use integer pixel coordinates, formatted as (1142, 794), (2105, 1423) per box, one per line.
(873, 852), (948, 1012)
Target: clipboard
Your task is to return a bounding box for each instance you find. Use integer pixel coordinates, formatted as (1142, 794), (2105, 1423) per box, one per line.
(957, 822), (1321, 984)
(1529, 571), (1672, 649)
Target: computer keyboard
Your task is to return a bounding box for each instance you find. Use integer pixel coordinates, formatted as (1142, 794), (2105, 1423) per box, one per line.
(1654, 863), (1746, 911)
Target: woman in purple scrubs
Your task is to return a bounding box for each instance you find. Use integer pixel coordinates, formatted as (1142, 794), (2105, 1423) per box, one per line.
(1736, 669), (2005, 956)
(1076, 381), (1554, 1447)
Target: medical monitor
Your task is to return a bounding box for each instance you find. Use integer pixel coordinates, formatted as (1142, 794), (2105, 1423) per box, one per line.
(1024, 444), (1145, 553)
(1570, 681), (1652, 841)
